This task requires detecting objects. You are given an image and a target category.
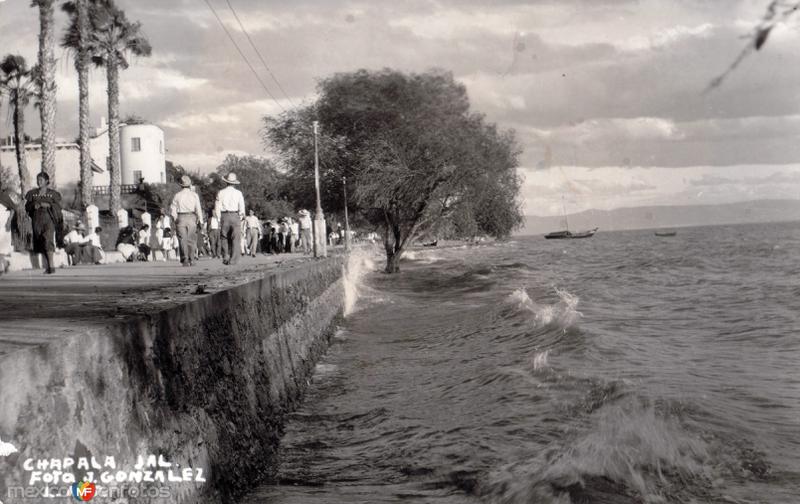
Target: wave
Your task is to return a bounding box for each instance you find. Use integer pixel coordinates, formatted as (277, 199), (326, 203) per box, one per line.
(483, 397), (711, 503)
(343, 247), (387, 316)
(480, 392), (775, 504)
(505, 288), (583, 331)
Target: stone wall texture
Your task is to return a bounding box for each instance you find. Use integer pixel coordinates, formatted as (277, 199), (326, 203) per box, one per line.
(0, 257), (345, 503)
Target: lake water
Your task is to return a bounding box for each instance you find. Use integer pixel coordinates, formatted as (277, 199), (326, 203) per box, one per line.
(242, 222), (800, 504)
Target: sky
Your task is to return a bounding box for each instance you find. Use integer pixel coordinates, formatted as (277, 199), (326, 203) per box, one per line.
(1, 0), (800, 216)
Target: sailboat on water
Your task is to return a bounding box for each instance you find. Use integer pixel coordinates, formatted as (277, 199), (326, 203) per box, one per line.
(544, 197), (598, 239)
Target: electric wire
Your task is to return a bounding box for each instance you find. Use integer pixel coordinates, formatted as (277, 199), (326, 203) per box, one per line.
(224, 0), (295, 108)
(202, 0), (285, 112)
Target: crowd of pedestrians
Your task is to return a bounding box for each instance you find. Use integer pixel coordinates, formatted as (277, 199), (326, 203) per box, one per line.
(0, 171), (330, 274)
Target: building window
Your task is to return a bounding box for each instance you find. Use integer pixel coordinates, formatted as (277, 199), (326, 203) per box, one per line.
(161, 172), (165, 183)
(133, 170), (143, 183)
(159, 141), (163, 154)
(131, 137), (141, 152)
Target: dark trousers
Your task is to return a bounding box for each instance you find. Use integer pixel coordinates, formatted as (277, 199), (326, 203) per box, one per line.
(65, 243), (82, 264)
(176, 214), (197, 264)
(220, 213), (241, 264)
(138, 243), (151, 260)
(209, 229), (220, 257)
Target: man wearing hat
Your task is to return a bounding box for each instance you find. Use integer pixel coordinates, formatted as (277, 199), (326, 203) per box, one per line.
(213, 172), (246, 265)
(297, 209), (313, 254)
(170, 175), (204, 266)
(63, 222), (91, 265)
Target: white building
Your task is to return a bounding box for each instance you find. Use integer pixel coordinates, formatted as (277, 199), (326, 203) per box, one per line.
(90, 119), (167, 185)
(0, 119), (166, 199)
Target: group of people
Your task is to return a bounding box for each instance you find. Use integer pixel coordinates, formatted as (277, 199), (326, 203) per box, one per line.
(119, 173), (316, 267)
(0, 170), (320, 275)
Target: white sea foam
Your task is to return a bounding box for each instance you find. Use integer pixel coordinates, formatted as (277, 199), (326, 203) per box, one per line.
(532, 350), (550, 371)
(507, 287), (583, 330)
(485, 398), (712, 503)
(314, 363), (338, 375)
(343, 247), (380, 316)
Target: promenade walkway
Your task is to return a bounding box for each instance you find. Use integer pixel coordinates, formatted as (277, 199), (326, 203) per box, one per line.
(0, 254), (313, 357)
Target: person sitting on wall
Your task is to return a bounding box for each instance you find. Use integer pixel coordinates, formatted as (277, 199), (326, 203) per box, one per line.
(137, 224), (152, 261)
(116, 225), (138, 261)
(85, 226), (104, 264)
(63, 222), (91, 265)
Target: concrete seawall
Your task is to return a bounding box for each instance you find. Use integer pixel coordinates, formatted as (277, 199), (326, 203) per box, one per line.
(0, 256), (346, 503)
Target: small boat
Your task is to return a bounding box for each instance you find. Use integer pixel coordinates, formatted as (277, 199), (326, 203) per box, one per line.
(422, 240), (438, 247)
(545, 228), (598, 239)
(544, 196), (597, 239)
(654, 230), (677, 237)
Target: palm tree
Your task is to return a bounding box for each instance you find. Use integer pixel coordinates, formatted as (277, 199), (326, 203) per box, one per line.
(0, 55), (34, 195)
(62, 0), (94, 209)
(90, 0), (151, 213)
(32, 0), (57, 183)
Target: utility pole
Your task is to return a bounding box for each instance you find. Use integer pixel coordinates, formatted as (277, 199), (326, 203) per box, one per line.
(312, 121), (327, 258)
(343, 176), (351, 251)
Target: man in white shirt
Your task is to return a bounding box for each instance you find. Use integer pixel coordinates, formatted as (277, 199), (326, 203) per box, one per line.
(297, 209), (313, 254)
(84, 226), (104, 264)
(63, 222), (90, 265)
(282, 217), (293, 253)
(244, 210), (261, 257)
(208, 213), (220, 258)
(170, 175), (204, 266)
(213, 172), (246, 265)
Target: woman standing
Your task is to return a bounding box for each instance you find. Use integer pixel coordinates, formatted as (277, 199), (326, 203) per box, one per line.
(25, 172), (63, 274)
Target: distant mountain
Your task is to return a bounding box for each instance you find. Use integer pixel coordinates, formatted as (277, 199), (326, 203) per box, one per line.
(518, 199), (800, 235)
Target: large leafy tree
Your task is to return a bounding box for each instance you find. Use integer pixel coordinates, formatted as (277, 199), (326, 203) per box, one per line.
(89, 0), (151, 214)
(0, 55), (34, 194)
(62, 0), (94, 209)
(32, 0), (57, 182)
(265, 68), (523, 273)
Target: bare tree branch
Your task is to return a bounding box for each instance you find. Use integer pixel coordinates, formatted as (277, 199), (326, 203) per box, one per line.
(706, 0), (800, 92)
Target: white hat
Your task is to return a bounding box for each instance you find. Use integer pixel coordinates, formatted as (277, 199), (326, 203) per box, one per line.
(298, 209), (310, 216)
(223, 173), (240, 185)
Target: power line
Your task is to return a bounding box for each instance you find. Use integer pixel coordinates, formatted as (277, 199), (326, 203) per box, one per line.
(224, 0), (295, 108)
(202, 0), (285, 113)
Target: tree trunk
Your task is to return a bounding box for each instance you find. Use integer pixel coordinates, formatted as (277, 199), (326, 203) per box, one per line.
(77, 0), (92, 209)
(107, 55), (121, 214)
(37, 0), (57, 184)
(385, 248), (401, 273)
(383, 221), (403, 273)
(12, 95), (30, 195)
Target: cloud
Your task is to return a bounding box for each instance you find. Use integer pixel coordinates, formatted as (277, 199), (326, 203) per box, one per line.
(4, 0), (800, 214)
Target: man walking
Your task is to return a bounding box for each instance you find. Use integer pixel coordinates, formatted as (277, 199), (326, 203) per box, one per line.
(169, 175), (204, 267)
(244, 209), (261, 257)
(214, 172), (246, 265)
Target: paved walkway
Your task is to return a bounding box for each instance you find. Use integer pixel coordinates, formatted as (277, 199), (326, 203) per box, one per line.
(0, 253), (320, 357)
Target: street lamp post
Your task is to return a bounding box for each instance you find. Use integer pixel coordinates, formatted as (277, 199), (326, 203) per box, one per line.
(343, 176), (351, 251)
(312, 121), (327, 258)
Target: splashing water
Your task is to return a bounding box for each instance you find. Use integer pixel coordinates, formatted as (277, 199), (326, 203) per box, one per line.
(506, 287), (583, 330)
(533, 350), (550, 371)
(343, 247), (378, 316)
(485, 398), (713, 504)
